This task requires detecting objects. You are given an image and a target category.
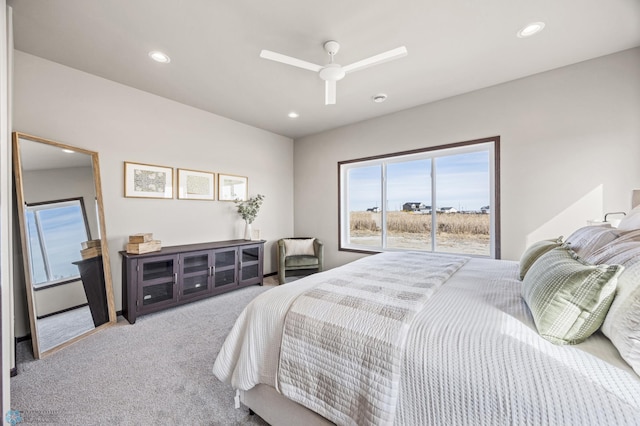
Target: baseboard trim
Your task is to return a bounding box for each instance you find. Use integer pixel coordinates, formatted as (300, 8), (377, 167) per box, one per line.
(16, 334), (30, 343)
(36, 303), (89, 320)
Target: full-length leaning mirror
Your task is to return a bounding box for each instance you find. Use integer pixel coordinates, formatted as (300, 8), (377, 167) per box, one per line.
(12, 132), (116, 359)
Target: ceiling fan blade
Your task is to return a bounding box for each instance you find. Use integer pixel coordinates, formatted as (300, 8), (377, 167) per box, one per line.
(325, 80), (337, 105)
(260, 49), (323, 73)
(342, 46), (408, 74)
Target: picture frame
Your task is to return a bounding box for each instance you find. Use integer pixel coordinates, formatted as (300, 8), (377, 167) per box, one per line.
(124, 161), (173, 199)
(218, 173), (248, 201)
(177, 168), (215, 200)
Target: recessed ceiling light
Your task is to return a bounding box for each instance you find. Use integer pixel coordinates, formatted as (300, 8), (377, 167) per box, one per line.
(372, 94), (387, 103)
(149, 51), (171, 63)
(288, 112), (299, 118)
(62, 149), (74, 154)
(517, 22), (545, 38)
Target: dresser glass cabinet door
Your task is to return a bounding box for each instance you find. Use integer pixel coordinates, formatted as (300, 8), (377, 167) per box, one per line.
(239, 244), (262, 285)
(180, 250), (211, 300)
(213, 248), (237, 293)
(136, 254), (178, 312)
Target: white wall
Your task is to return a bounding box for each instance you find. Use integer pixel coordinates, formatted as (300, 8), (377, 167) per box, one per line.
(294, 48), (640, 268)
(12, 51), (294, 335)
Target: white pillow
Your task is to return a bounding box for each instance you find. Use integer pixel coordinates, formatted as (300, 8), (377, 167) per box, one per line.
(617, 206), (640, 231)
(565, 225), (619, 257)
(581, 230), (640, 375)
(283, 238), (315, 256)
(601, 261), (640, 376)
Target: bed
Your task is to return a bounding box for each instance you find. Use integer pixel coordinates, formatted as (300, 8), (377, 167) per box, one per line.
(213, 203), (640, 425)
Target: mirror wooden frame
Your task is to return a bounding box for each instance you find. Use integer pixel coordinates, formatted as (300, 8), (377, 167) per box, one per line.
(12, 132), (116, 359)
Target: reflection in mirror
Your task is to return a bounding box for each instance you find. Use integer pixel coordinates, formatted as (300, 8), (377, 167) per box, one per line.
(12, 132), (115, 359)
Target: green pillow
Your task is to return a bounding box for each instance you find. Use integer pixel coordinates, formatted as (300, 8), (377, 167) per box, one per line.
(521, 246), (623, 345)
(519, 237), (563, 280)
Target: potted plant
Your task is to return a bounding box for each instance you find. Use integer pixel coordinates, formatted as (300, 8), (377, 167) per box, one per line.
(235, 194), (265, 240)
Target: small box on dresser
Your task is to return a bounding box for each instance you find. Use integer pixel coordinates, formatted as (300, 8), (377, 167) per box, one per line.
(126, 232), (161, 254)
(129, 233), (153, 243)
(126, 240), (162, 254)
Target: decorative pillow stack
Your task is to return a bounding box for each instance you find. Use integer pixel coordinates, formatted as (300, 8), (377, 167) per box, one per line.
(521, 245), (623, 345)
(519, 223), (640, 375)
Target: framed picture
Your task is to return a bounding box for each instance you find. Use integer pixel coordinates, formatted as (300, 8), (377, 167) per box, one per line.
(124, 161), (173, 199)
(218, 174), (248, 201)
(177, 168), (215, 200)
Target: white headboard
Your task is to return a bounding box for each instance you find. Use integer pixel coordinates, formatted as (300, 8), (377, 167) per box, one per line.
(633, 189), (640, 209)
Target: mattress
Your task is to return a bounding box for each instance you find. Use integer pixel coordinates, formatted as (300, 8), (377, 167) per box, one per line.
(214, 252), (640, 425)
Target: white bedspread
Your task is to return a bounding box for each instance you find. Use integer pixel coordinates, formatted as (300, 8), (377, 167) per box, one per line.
(213, 252), (640, 425)
(278, 252), (468, 426)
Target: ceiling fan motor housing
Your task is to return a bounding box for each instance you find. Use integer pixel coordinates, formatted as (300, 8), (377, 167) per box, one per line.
(319, 63), (346, 81)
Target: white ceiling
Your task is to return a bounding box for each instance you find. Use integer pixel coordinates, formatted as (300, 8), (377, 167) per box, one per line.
(8, 0), (640, 139)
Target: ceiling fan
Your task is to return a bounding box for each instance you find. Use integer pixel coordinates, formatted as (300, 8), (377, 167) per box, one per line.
(260, 41), (408, 105)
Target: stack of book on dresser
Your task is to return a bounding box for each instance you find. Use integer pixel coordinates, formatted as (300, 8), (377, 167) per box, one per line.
(80, 239), (102, 259)
(126, 233), (162, 254)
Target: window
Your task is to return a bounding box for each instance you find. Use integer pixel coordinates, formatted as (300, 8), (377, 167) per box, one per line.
(25, 198), (91, 287)
(339, 137), (500, 258)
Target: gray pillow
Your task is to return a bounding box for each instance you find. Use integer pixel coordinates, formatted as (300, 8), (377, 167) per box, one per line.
(565, 225), (619, 257)
(521, 246), (623, 345)
(518, 237), (563, 280)
(583, 229), (640, 264)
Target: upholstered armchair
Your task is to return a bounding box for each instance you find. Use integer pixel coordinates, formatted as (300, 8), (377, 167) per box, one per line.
(277, 238), (324, 284)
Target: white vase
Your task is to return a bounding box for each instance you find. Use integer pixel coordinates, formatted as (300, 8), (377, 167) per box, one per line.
(244, 222), (252, 240)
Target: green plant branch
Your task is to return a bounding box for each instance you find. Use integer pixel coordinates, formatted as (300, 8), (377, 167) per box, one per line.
(235, 194), (265, 224)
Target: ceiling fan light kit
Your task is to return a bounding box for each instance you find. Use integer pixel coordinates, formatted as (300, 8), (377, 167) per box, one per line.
(260, 40), (407, 105)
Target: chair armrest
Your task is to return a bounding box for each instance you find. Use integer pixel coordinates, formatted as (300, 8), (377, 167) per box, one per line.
(277, 239), (287, 283)
(313, 239), (324, 272)
(277, 240), (287, 265)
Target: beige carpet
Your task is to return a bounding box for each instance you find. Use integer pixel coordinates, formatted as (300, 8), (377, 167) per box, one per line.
(12, 281), (279, 425)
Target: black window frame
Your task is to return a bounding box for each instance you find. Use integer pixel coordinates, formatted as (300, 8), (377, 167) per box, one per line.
(338, 136), (501, 258)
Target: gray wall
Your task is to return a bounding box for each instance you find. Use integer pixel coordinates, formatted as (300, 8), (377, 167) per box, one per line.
(13, 51), (294, 336)
(294, 48), (640, 268)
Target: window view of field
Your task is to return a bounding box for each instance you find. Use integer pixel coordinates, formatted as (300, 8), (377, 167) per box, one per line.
(349, 211), (490, 256)
(343, 146), (494, 256)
